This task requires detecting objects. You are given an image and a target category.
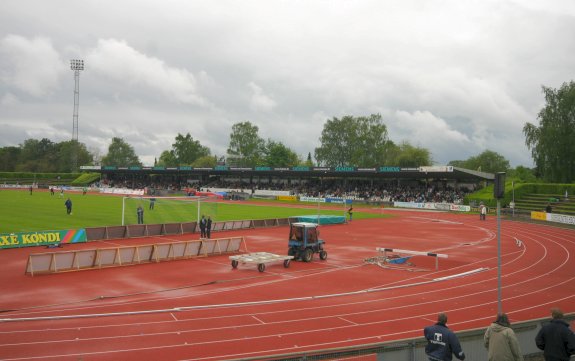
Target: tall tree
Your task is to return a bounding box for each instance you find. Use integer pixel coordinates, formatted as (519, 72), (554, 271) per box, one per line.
(56, 140), (93, 172)
(192, 155), (217, 168)
(263, 140), (300, 167)
(16, 138), (57, 172)
(314, 114), (390, 167)
(171, 133), (210, 165)
(157, 150), (178, 167)
(305, 152), (314, 167)
(524, 81), (575, 182)
(0, 146), (21, 171)
(394, 142), (433, 167)
(101, 137), (142, 167)
(448, 150), (510, 173)
(227, 121), (265, 167)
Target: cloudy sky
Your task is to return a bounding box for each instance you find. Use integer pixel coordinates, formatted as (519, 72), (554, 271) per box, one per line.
(1, 0), (574, 167)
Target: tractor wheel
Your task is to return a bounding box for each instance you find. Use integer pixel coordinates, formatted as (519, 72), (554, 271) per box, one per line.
(319, 250), (328, 260)
(302, 248), (313, 262)
(283, 259), (291, 268)
(231, 260), (239, 269)
(258, 263), (266, 272)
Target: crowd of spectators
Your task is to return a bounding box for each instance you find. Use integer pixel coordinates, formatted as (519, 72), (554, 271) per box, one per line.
(100, 175), (473, 204)
(199, 178), (472, 204)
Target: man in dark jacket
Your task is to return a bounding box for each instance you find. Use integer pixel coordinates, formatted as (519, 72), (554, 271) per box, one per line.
(424, 313), (466, 361)
(535, 308), (575, 361)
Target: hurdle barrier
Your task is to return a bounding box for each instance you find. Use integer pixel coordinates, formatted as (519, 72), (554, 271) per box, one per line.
(25, 236), (246, 276)
(375, 247), (448, 270)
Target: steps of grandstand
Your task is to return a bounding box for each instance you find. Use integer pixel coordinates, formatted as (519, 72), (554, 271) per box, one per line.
(514, 193), (575, 215)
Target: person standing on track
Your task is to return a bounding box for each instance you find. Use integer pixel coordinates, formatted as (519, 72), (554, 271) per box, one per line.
(535, 308), (575, 361)
(199, 215), (207, 238)
(206, 216), (212, 239)
(347, 206), (353, 222)
(484, 313), (523, 361)
(424, 312), (466, 361)
(480, 202), (487, 220)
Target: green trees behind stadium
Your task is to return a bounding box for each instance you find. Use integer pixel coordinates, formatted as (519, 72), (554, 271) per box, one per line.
(0, 138), (92, 173)
(524, 81), (575, 183)
(313, 114), (432, 167)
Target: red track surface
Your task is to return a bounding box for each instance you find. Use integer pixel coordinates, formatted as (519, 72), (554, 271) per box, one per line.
(1, 209), (574, 360)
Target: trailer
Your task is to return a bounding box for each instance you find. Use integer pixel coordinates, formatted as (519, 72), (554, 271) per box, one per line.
(229, 252), (294, 272)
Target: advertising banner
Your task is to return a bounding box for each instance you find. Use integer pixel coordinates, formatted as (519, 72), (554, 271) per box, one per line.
(530, 211), (547, 221)
(0, 229), (87, 249)
(277, 195), (298, 201)
(394, 202), (470, 212)
(548, 213), (575, 225)
(325, 198), (353, 204)
(299, 196), (326, 203)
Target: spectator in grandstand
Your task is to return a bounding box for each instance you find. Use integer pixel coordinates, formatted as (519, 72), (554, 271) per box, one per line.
(484, 313), (523, 361)
(545, 203), (553, 213)
(480, 202), (487, 220)
(65, 198), (72, 215)
(149, 197), (155, 210)
(136, 205), (144, 224)
(347, 206), (353, 222)
(199, 215), (207, 238)
(535, 308), (575, 361)
(206, 216), (212, 238)
(424, 312), (466, 361)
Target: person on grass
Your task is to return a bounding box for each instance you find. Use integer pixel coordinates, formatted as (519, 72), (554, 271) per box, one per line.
(65, 198), (72, 215)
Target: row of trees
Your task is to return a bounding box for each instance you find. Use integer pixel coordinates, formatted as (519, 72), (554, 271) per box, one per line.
(1, 81), (572, 182)
(0, 139), (93, 173)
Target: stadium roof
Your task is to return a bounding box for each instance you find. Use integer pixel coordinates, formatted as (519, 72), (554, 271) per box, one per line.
(82, 165), (494, 182)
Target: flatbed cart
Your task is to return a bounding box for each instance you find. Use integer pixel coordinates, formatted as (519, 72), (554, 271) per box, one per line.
(229, 252), (294, 272)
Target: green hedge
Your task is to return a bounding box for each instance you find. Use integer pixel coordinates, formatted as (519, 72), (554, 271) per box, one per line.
(0, 172), (100, 186)
(0, 172), (79, 181)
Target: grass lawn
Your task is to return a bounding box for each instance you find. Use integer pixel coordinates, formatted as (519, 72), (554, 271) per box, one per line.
(0, 189), (387, 233)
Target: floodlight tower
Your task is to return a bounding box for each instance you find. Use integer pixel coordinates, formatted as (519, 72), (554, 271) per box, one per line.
(70, 59), (84, 171)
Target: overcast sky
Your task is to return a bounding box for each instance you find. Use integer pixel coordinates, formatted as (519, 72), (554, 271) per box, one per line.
(1, 0), (574, 167)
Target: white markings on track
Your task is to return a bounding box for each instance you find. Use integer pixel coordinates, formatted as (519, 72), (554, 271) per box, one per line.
(338, 317), (358, 325)
(1, 215), (573, 361)
(251, 315), (265, 324)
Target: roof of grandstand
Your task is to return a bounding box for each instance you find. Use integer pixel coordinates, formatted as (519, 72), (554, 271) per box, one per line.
(82, 165), (494, 181)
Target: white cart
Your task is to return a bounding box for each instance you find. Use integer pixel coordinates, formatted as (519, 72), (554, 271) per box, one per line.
(229, 252), (294, 272)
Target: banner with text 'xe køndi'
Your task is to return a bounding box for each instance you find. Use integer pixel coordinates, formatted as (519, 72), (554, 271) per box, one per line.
(0, 229), (87, 249)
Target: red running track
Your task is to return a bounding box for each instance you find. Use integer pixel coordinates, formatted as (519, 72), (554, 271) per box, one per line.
(0, 209), (574, 360)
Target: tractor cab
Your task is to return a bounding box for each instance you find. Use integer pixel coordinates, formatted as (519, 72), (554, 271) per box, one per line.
(288, 222), (327, 262)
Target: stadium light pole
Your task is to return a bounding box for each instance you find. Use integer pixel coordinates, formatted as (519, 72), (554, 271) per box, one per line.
(70, 59), (84, 171)
(494, 172), (506, 315)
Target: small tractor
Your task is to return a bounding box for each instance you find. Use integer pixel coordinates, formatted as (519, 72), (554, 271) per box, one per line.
(287, 222), (327, 262)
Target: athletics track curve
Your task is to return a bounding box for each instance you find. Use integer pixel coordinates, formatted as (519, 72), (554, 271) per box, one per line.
(0, 209), (574, 360)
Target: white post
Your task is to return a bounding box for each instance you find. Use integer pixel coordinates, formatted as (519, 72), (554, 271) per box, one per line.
(122, 197), (126, 226)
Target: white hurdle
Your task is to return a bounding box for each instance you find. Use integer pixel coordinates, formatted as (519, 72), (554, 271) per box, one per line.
(376, 247), (448, 270)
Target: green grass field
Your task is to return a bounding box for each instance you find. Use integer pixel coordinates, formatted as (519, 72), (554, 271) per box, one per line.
(0, 189), (386, 233)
